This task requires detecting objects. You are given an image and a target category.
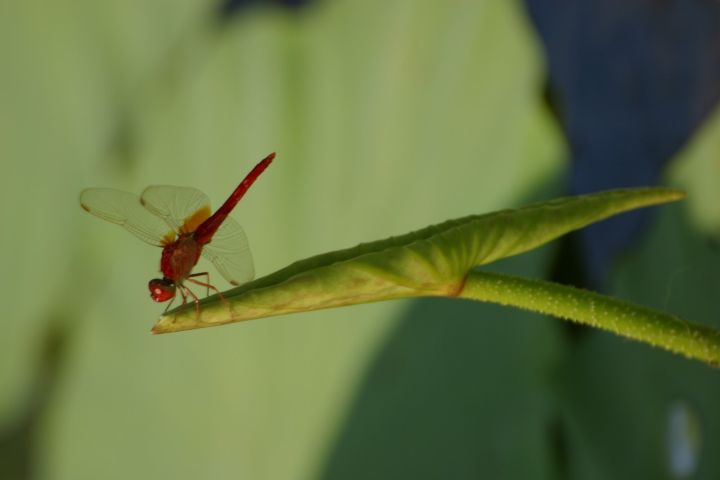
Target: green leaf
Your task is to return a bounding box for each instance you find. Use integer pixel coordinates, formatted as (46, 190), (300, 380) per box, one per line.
(154, 188), (697, 358)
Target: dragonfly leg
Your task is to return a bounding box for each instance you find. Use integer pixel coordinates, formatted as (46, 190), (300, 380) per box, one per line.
(178, 284), (189, 306)
(179, 283), (201, 321)
(187, 272), (213, 297)
(187, 273), (226, 303)
(187, 273), (233, 318)
(162, 294), (176, 314)
(161, 287), (185, 323)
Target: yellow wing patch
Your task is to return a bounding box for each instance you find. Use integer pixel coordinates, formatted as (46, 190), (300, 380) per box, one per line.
(161, 231), (176, 246)
(180, 205), (211, 235)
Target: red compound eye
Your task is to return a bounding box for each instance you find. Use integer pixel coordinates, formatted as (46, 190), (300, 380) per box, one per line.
(148, 278), (175, 302)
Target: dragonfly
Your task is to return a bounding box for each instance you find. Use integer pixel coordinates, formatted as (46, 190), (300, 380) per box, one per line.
(80, 152), (275, 315)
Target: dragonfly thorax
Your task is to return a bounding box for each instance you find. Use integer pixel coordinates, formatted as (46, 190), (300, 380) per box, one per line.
(160, 234), (202, 283)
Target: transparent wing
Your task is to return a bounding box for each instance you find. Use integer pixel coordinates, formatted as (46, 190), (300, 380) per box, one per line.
(140, 185), (211, 235)
(201, 217), (255, 286)
(79, 188), (174, 246)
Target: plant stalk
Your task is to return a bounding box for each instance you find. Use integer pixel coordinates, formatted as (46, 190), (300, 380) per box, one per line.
(460, 270), (720, 366)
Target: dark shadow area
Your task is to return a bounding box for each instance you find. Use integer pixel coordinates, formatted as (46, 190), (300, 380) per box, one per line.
(0, 319), (72, 480)
(321, 292), (564, 479)
(322, 252), (564, 480)
(558, 203), (720, 478)
(548, 232), (590, 344)
(320, 180), (570, 479)
(524, 0), (720, 288)
(218, 0), (313, 20)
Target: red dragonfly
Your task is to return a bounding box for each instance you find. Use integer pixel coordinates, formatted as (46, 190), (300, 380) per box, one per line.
(80, 152), (275, 314)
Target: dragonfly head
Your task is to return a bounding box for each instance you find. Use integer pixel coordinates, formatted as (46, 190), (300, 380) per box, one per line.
(149, 277), (176, 302)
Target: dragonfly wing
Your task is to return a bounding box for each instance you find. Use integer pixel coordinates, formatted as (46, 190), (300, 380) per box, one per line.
(80, 188), (174, 246)
(201, 217), (255, 286)
(140, 186), (212, 235)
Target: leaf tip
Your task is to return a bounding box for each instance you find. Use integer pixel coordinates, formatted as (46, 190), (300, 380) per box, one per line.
(151, 317), (171, 335)
(668, 188), (687, 201)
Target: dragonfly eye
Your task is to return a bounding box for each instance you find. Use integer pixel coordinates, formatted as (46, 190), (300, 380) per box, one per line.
(149, 278), (175, 302)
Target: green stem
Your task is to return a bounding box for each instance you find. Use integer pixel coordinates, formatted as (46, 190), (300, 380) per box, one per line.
(460, 270), (720, 366)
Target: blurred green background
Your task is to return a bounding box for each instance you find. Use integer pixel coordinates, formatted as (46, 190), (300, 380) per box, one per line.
(1, 1), (719, 479)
